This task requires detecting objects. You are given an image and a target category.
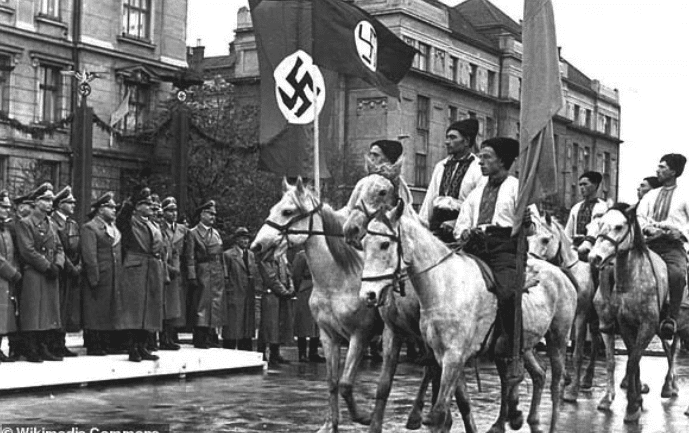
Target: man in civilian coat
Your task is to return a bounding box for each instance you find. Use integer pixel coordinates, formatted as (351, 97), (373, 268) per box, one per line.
(115, 187), (165, 362)
(16, 182), (65, 362)
(0, 190), (21, 363)
(292, 248), (325, 362)
(81, 192), (121, 356)
(159, 196), (187, 350)
(186, 200), (226, 349)
(222, 227), (261, 351)
(50, 186), (81, 357)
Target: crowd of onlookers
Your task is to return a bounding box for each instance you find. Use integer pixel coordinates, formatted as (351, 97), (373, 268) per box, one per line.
(0, 183), (325, 367)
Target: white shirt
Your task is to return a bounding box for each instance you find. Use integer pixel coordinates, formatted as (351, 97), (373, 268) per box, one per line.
(453, 176), (519, 239)
(637, 182), (689, 242)
(564, 198), (609, 242)
(419, 154), (483, 226)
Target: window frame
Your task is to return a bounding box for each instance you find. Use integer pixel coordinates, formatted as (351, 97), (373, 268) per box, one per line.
(37, 64), (63, 123)
(40, 0), (60, 19)
(122, 0), (151, 41)
(0, 54), (11, 113)
(122, 81), (151, 132)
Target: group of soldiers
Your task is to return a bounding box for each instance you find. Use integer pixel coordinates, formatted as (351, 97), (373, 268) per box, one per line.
(0, 183), (325, 365)
(369, 117), (688, 385)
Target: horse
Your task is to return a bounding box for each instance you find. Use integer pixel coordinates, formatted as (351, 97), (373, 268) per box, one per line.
(587, 203), (670, 423)
(586, 204), (688, 420)
(359, 200), (577, 433)
(343, 168), (441, 432)
(528, 213), (600, 402)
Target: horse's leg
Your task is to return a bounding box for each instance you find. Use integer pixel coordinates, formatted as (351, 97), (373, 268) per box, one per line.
(369, 326), (402, 433)
(406, 362), (433, 430)
(546, 325), (568, 433)
(523, 350), (546, 433)
(453, 368), (478, 433)
(318, 331), (341, 433)
(582, 323), (599, 390)
(660, 335), (679, 398)
(421, 359), (442, 427)
(623, 323), (654, 424)
(339, 334), (370, 426)
(428, 353), (462, 433)
(596, 331), (616, 412)
(487, 359), (510, 433)
(563, 312), (587, 402)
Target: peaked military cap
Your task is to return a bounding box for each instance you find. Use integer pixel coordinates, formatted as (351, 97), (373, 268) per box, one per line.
(13, 193), (33, 206)
(54, 185), (76, 206)
(0, 190), (10, 207)
(29, 182), (55, 201)
(132, 187), (153, 206)
(150, 193), (162, 210)
(161, 196), (177, 211)
(447, 118), (479, 138)
(91, 191), (116, 210)
(196, 200), (216, 215)
(234, 226), (251, 238)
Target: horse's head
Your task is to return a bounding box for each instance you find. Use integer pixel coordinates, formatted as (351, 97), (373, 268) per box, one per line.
(528, 212), (560, 261)
(343, 158), (403, 247)
(589, 204), (636, 268)
(359, 199), (406, 308)
(576, 211), (605, 258)
(250, 177), (321, 258)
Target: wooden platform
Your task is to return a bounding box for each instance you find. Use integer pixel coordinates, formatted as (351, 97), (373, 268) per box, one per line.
(0, 342), (265, 392)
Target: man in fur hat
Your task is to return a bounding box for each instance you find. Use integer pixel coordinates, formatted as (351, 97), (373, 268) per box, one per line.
(565, 171), (609, 248)
(420, 118), (483, 241)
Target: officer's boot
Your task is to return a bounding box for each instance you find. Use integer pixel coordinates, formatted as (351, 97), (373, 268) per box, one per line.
(308, 337), (325, 363)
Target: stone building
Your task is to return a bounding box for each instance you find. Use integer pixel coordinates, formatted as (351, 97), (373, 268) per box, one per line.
(195, 0), (622, 213)
(0, 0), (187, 200)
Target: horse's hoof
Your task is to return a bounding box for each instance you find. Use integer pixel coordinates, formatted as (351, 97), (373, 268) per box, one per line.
(405, 415), (422, 430)
(486, 423), (506, 433)
(562, 387), (579, 403)
(316, 422), (334, 433)
(623, 407), (642, 424)
(581, 374), (594, 390)
(597, 397), (612, 412)
(421, 413), (433, 426)
(684, 406), (689, 417)
(661, 382), (677, 398)
(508, 410), (524, 430)
(353, 413), (371, 426)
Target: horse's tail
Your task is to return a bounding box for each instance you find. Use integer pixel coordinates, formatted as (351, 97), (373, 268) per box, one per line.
(560, 266), (581, 293)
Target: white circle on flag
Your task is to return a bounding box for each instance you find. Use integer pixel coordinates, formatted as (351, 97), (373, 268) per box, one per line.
(354, 21), (377, 72)
(273, 50), (326, 125)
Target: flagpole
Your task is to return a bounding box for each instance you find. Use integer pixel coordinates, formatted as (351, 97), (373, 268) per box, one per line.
(313, 66), (321, 199)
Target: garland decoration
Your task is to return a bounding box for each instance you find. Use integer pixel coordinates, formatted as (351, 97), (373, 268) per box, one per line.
(189, 120), (258, 154)
(92, 112), (172, 145)
(0, 110), (74, 139)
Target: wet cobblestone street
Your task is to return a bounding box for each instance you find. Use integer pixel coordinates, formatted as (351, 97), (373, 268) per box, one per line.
(1, 346), (689, 432)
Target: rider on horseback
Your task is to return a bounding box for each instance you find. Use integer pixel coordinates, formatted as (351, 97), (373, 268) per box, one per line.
(452, 137), (527, 385)
(637, 153), (689, 340)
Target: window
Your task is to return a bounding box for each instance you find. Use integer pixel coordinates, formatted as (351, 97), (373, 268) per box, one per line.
(416, 95), (429, 155)
(583, 146), (590, 170)
(448, 105), (458, 124)
(572, 143), (579, 199)
(38, 65), (62, 122)
(603, 152), (611, 196)
(487, 70), (496, 95)
(414, 153), (428, 187)
(417, 43), (429, 72)
(469, 63), (478, 89)
(35, 160), (60, 186)
(123, 82), (150, 132)
(585, 109), (592, 129)
(604, 115), (612, 135)
(468, 111), (476, 119)
(40, 0), (60, 18)
(0, 55), (11, 113)
(122, 0), (151, 40)
(573, 105), (580, 124)
(449, 56), (458, 83)
(434, 49), (445, 76)
(0, 156), (7, 191)
(486, 117), (495, 138)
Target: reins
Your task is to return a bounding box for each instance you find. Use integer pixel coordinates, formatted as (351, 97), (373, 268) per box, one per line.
(263, 200), (345, 246)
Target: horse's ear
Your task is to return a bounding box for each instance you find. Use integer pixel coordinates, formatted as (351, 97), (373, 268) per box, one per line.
(545, 211), (552, 226)
(389, 155), (404, 179)
(390, 198), (405, 222)
(295, 177), (305, 193)
(282, 177), (290, 192)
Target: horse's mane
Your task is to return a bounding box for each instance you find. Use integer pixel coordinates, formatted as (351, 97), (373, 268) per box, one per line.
(289, 187), (362, 274)
(610, 202), (648, 253)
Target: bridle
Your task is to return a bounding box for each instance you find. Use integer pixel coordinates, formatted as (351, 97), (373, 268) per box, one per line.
(594, 214), (631, 266)
(262, 199), (343, 247)
(361, 209), (408, 299)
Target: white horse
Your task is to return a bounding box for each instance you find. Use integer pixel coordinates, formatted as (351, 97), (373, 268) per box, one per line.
(360, 200), (577, 433)
(528, 213), (599, 402)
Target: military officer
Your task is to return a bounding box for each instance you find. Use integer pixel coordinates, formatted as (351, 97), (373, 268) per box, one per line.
(160, 196), (187, 350)
(0, 190), (21, 363)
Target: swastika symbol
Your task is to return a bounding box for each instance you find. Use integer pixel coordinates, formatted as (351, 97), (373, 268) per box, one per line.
(278, 56), (321, 118)
(355, 21), (377, 72)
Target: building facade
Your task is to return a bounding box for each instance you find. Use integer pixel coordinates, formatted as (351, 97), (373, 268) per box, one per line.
(204, 0), (621, 214)
(0, 0), (187, 200)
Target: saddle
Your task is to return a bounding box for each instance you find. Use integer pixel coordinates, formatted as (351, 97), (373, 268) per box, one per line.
(459, 252), (496, 293)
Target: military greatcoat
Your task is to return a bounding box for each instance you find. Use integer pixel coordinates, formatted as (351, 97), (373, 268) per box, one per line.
(258, 254), (294, 345)
(222, 244), (260, 340)
(186, 224), (226, 327)
(16, 213), (65, 331)
(161, 221), (188, 323)
(0, 223), (19, 334)
(291, 250), (318, 338)
(52, 211), (82, 332)
(116, 213), (165, 331)
(81, 216), (122, 331)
